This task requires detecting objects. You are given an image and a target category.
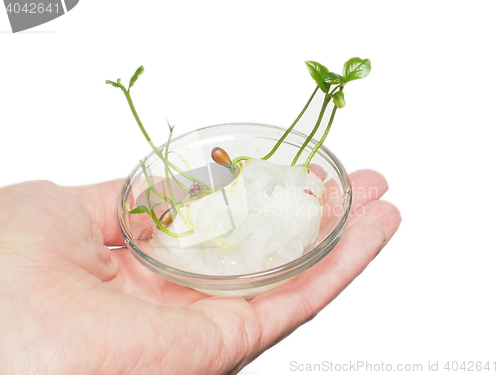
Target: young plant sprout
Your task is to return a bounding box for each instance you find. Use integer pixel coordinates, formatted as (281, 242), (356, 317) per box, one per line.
(107, 58), (370, 275)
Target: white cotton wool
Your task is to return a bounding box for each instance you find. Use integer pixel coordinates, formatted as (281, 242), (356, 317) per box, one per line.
(152, 159), (325, 275)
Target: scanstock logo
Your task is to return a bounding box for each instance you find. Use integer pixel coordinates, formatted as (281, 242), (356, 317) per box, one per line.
(3, 0), (79, 33)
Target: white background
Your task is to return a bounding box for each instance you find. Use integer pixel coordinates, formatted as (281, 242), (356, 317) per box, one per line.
(1, 1), (499, 374)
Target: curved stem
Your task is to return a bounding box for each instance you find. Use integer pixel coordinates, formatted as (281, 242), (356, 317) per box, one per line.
(262, 86), (319, 161)
(121, 86), (210, 191)
(123, 88), (163, 159)
(328, 84), (340, 95)
(169, 171), (189, 192)
(164, 129), (193, 229)
(304, 105), (338, 168)
(143, 178), (191, 238)
(291, 93), (331, 166)
(140, 161), (173, 205)
(231, 156), (252, 165)
(167, 161), (211, 191)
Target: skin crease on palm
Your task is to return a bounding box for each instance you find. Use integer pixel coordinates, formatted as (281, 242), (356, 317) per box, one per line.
(0, 168), (401, 375)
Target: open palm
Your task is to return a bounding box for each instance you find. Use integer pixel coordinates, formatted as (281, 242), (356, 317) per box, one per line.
(0, 170), (400, 375)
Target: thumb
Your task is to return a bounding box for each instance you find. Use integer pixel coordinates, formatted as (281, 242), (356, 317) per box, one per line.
(66, 179), (126, 246)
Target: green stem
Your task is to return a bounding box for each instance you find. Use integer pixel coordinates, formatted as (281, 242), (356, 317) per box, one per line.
(141, 163), (192, 238)
(262, 86), (319, 161)
(121, 85), (209, 191)
(291, 93), (331, 166)
(328, 84), (340, 96)
(231, 156), (252, 165)
(167, 160), (211, 191)
(164, 129), (193, 229)
(140, 161), (176, 207)
(123, 88), (163, 159)
(120, 84), (205, 229)
(304, 105), (338, 168)
(110, 75), (205, 239)
(170, 171), (189, 192)
(116, 82), (210, 193)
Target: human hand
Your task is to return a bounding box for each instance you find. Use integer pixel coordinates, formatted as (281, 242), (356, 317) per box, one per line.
(0, 170), (400, 375)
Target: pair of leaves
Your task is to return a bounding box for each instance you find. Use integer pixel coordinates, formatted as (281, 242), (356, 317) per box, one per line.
(304, 61), (345, 92)
(106, 65), (145, 90)
(305, 57), (371, 95)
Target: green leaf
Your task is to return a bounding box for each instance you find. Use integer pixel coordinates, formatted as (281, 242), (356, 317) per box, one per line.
(129, 205), (150, 214)
(305, 61), (330, 93)
(166, 119), (175, 132)
(145, 186), (151, 201)
(342, 57), (371, 83)
(332, 91), (346, 108)
(325, 72), (343, 85)
(106, 80), (121, 88)
(129, 66), (145, 89)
